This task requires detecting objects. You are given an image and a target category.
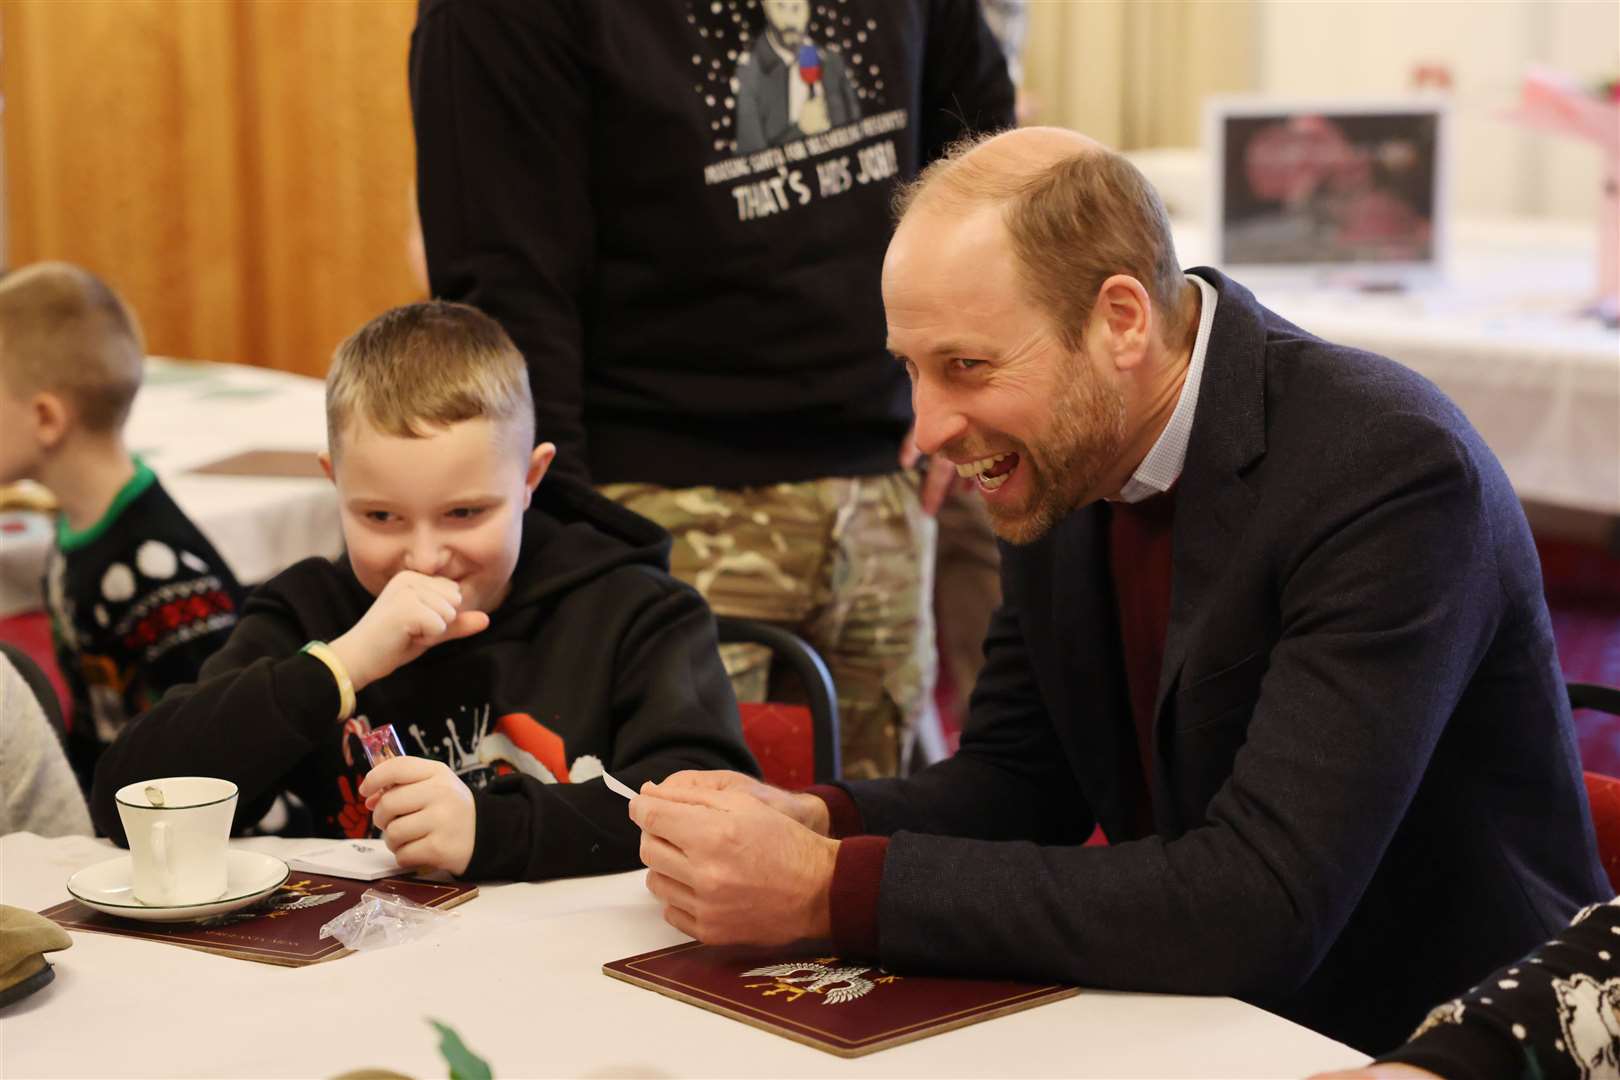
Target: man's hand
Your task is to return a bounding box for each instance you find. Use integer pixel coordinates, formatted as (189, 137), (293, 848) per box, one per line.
(900, 420), (964, 516)
(651, 770), (831, 835)
(359, 757), (477, 876)
(630, 783), (839, 945)
(329, 571), (489, 691)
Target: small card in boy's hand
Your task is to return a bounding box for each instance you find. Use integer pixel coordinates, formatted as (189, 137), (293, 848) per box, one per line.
(286, 839), (405, 881)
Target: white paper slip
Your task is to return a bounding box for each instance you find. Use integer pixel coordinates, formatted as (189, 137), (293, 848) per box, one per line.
(602, 772), (637, 800)
(286, 839), (406, 881)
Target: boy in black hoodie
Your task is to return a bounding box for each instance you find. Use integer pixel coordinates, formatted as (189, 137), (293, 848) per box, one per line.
(91, 302), (757, 881)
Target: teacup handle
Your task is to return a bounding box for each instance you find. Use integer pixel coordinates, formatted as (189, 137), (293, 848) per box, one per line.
(152, 820), (173, 899)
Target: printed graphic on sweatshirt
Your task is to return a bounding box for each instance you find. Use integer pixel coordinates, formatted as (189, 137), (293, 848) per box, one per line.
(688, 0), (907, 222)
(332, 708), (602, 836)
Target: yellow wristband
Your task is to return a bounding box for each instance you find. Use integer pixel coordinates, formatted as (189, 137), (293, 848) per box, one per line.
(300, 640), (356, 722)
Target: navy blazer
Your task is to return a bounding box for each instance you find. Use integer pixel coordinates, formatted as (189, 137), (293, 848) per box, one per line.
(842, 269), (1609, 1053)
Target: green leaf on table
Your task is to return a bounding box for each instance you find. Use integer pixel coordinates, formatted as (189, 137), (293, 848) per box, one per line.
(428, 1019), (492, 1080)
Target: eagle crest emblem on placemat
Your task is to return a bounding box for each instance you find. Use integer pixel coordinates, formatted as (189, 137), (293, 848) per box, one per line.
(741, 957), (901, 1004)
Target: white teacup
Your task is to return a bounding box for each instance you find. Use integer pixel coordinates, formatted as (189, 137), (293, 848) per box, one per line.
(114, 777), (239, 906)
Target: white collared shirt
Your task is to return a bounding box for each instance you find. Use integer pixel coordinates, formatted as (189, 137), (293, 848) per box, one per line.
(1115, 274), (1219, 504)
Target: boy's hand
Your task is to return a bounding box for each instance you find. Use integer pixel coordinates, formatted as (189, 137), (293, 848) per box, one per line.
(329, 570), (488, 691)
(648, 770), (831, 836)
(360, 757), (477, 877)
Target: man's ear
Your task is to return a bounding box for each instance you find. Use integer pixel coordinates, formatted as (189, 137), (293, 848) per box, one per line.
(318, 450), (335, 485)
(524, 442), (557, 507)
(30, 392), (70, 451)
(1089, 275), (1153, 372)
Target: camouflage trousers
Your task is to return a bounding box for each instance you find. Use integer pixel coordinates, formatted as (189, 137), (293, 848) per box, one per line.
(933, 482), (1002, 717)
(599, 472), (936, 780)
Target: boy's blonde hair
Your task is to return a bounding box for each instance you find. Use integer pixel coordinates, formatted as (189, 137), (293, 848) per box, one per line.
(326, 301), (534, 457)
(0, 262), (145, 434)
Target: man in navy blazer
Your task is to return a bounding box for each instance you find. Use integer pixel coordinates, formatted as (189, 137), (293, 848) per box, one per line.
(629, 127), (1609, 1054)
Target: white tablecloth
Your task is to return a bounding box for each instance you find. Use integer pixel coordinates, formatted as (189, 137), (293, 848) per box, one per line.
(0, 358), (342, 619)
(1175, 219), (1620, 515)
(0, 834), (1366, 1079)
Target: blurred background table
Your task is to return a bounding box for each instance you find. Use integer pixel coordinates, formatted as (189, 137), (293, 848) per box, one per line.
(0, 356), (342, 621)
(0, 832), (1368, 1079)
(1172, 218), (1620, 516)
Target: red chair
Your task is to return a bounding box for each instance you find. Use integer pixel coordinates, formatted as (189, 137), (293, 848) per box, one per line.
(716, 617), (840, 788)
(1573, 683), (1620, 893)
(1585, 771), (1620, 894)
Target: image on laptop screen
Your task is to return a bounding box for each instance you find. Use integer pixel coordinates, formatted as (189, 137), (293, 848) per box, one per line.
(1206, 97), (1449, 282)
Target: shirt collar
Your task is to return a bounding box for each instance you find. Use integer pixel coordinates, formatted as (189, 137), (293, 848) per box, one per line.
(767, 35), (797, 69)
(1115, 274), (1218, 504)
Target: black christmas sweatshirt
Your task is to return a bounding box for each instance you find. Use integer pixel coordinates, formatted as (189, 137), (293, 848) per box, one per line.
(90, 477), (758, 882)
(410, 0), (1015, 488)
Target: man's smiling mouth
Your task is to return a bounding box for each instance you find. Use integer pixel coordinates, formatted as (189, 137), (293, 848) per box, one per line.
(955, 452), (1019, 491)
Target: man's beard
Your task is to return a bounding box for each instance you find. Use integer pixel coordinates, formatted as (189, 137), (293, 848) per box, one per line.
(985, 356), (1127, 545)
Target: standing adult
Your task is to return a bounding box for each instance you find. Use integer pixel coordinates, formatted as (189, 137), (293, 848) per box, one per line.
(630, 127), (1610, 1054)
(410, 0), (1014, 779)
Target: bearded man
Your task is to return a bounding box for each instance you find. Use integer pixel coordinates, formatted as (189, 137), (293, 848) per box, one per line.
(629, 127), (1608, 1055)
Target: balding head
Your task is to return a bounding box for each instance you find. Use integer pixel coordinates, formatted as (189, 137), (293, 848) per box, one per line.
(0, 262), (144, 434)
(894, 127), (1104, 218)
(891, 127), (1187, 350)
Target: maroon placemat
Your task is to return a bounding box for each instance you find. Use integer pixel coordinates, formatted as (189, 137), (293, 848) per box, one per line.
(604, 941), (1077, 1057)
(41, 873), (476, 967)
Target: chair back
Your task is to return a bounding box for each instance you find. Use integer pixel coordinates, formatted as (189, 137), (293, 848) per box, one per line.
(715, 616), (840, 786)
(1573, 682), (1620, 892)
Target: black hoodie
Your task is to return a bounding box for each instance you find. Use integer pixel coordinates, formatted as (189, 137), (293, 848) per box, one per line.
(90, 479), (758, 881)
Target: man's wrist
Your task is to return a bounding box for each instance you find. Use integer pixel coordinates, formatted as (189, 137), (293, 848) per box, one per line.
(806, 834), (839, 939)
(804, 784), (863, 838)
(797, 791), (832, 836)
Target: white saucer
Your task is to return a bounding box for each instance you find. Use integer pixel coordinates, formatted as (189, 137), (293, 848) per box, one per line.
(66, 850), (290, 923)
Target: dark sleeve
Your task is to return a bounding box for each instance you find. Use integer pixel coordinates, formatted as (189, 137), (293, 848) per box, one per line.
(861, 418), (1510, 997)
(1378, 898), (1620, 1080)
(461, 580), (760, 882)
(409, 0), (596, 484)
(89, 590), (343, 844)
(918, 0), (1016, 164)
(837, 602), (1094, 846)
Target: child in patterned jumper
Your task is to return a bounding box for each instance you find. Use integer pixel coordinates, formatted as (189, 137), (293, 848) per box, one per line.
(91, 300), (757, 881)
(0, 263), (244, 789)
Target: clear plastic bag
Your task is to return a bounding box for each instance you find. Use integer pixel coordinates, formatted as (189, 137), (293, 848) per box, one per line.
(318, 888), (450, 952)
